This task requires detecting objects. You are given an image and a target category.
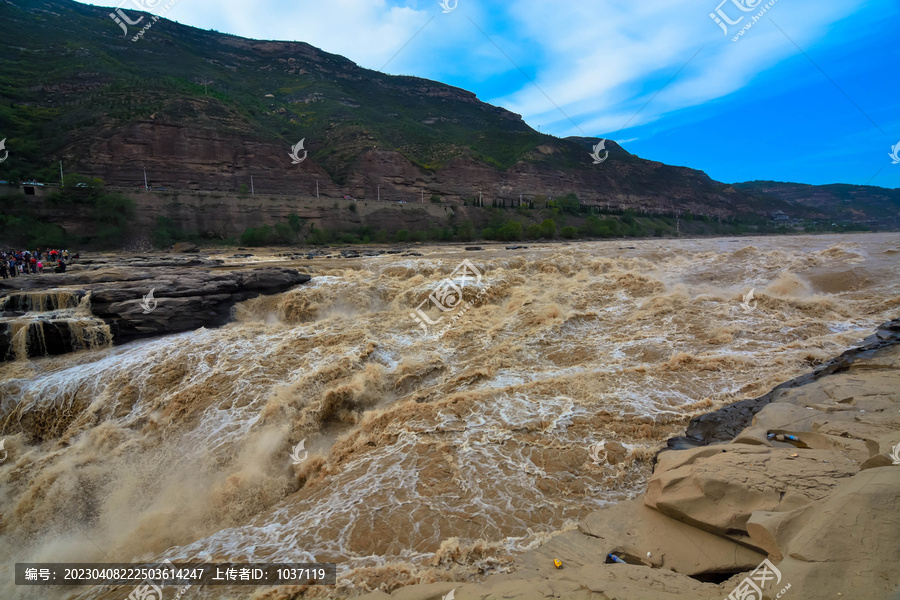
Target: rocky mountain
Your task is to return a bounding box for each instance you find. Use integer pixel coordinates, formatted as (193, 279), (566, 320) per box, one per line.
(1, 0), (756, 217)
(735, 181), (900, 227)
(1, 0), (896, 228)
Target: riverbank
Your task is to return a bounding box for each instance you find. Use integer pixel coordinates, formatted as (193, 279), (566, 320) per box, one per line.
(357, 318), (900, 600)
(2, 234), (898, 600)
(0, 258), (309, 359)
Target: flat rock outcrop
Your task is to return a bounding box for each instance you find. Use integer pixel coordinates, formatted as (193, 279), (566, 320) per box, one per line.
(645, 445), (858, 538)
(0, 264), (310, 359)
(88, 267), (310, 342)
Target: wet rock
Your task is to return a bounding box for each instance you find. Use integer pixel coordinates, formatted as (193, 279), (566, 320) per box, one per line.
(0, 290), (85, 313)
(89, 267), (310, 343)
(0, 266), (310, 359)
(465, 246), (483, 251)
(668, 317), (900, 448)
(172, 241), (200, 253)
(0, 318), (111, 360)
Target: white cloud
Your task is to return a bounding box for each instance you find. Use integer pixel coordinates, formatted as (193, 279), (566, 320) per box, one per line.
(486, 0), (869, 137)
(86, 0), (874, 140)
(197, 0), (429, 70)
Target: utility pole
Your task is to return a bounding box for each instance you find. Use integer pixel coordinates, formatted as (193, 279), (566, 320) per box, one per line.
(59, 161), (64, 186)
(143, 168), (149, 190)
(250, 175), (254, 195)
(197, 77), (212, 95)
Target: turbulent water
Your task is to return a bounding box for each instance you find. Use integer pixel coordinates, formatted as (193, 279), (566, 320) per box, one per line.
(1, 233), (898, 600)
(0, 291), (112, 360)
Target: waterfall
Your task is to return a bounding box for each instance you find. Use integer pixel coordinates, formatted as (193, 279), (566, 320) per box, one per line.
(0, 291), (112, 360)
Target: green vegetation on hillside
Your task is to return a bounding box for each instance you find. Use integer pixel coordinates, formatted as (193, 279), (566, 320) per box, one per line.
(0, 0), (555, 186)
(0, 175), (135, 247)
(214, 198), (870, 248)
(0, 0), (891, 246)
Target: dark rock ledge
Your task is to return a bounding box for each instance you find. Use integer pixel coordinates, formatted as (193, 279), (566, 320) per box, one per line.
(0, 267), (310, 359)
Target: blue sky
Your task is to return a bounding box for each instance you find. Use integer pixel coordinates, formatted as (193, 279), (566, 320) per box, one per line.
(82, 0), (900, 188)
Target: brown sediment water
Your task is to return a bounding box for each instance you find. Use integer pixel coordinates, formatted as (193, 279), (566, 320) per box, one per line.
(0, 290), (83, 313)
(0, 233), (898, 599)
(1, 292), (112, 361)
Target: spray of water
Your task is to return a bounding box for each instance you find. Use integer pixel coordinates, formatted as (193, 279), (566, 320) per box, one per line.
(0, 233), (897, 599)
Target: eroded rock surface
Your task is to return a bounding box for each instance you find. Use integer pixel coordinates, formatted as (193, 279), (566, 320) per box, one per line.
(357, 325), (900, 600)
(0, 263), (310, 358)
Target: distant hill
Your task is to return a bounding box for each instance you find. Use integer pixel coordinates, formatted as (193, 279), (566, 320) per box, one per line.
(0, 0), (750, 216)
(0, 0), (895, 229)
(734, 181), (900, 226)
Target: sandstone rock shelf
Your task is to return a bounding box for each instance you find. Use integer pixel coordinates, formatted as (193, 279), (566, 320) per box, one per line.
(0, 263), (310, 359)
(358, 319), (900, 600)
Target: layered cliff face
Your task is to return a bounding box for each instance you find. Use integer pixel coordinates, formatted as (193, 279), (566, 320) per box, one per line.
(0, 0), (752, 216)
(736, 181), (900, 226)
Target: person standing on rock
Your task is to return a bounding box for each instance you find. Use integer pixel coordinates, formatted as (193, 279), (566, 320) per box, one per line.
(0, 260), (7, 279)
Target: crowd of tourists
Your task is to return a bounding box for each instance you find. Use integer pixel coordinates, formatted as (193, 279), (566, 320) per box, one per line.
(1, 248), (77, 278)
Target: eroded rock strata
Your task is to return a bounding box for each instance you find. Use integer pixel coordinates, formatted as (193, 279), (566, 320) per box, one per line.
(0, 265), (310, 359)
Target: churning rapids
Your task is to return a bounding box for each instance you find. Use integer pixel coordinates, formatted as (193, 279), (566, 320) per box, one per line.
(1, 233), (898, 599)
